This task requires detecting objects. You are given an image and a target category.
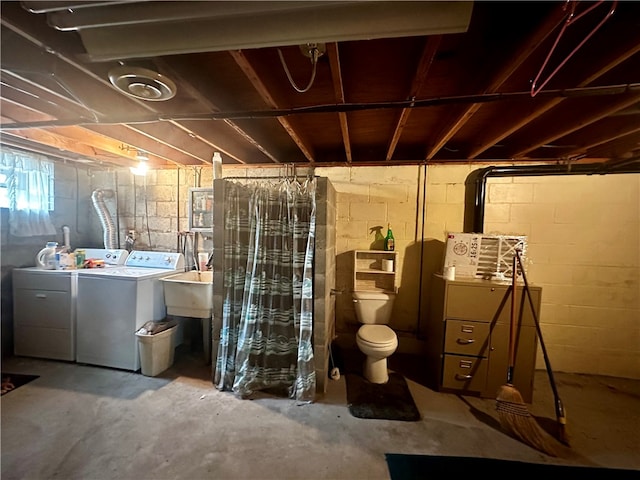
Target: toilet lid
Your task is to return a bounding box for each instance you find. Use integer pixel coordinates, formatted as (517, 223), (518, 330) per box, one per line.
(358, 325), (396, 345)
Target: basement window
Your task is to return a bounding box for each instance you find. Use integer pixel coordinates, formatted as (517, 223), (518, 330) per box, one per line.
(0, 147), (54, 211)
(0, 146), (56, 237)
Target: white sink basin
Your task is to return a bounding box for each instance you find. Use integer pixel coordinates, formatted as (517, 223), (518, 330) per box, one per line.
(161, 270), (212, 318)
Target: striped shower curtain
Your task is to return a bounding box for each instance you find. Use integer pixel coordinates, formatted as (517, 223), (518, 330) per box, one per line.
(214, 177), (316, 403)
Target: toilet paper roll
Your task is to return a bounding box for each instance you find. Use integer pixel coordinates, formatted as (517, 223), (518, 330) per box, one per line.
(382, 259), (394, 272)
(443, 265), (456, 281)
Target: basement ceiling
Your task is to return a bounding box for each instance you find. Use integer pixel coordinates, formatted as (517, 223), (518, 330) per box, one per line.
(1, 1), (639, 172)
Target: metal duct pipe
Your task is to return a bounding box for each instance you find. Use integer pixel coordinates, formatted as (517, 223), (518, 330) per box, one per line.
(91, 189), (117, 249)
(465, 159), (640, 233)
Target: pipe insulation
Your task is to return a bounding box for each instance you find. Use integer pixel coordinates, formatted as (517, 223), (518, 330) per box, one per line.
(91, 189), (117, 249)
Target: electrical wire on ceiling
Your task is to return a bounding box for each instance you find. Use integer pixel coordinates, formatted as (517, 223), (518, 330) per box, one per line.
(278, 43), (325, 93)
(5, 82), (638, 129)
(3, 53), (100, 123)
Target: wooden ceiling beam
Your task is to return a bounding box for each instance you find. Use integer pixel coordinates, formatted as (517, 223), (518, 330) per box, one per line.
(469, 40), (640, 159)
(585, 131), (640, 160)
(1, 101), (140, 164)
(2, 18), (219, 167)
(229, 49), (315, 163)
(86, 124), (201, 166)
(386, 35), (441, 161)
(1, 70), (93, 119)
(1, 97), (56, 123)
(426, 4), (568, 160)
(122, 121), (211, 164)
(153, 58), (275, 165)
(1, 96), (190, 167)
(511, 93), (640, 158)
(564, 121), (640, 159)
(0, 127), (135, 168)
(327, 42), (352, 164)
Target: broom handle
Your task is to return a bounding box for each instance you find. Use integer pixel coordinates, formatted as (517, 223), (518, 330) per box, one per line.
(515, 250), (564, 414)
(507, 254), (518, 384)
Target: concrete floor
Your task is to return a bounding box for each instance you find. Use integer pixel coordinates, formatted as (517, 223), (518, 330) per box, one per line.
(2, 337), (639, 480)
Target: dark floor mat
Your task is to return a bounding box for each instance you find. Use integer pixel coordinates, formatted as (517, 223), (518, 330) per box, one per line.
(1, 372), (39, 396)
(385, 454), (639, 480)
(346, 372), (420, 421)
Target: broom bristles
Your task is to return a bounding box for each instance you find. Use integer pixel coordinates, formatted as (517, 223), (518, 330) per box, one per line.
(497, 384), (560, 457)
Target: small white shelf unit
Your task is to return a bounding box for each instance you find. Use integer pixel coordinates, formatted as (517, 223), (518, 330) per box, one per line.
(353, 250), (398, 293)
(188, 187), (214, 233)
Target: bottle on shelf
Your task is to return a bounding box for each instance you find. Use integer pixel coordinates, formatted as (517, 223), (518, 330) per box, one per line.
(384, 223), (395, 251)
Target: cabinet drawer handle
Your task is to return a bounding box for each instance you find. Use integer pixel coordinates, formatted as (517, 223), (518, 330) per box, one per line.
(456, 338), (475, 345)
(35, 293), (47, 299)
(455, 374), (473, 380)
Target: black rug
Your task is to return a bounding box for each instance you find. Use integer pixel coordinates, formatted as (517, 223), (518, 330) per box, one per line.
(345, 372), (420, 421)
(1, 372), (39, 396)
(385, 454), (639, 480)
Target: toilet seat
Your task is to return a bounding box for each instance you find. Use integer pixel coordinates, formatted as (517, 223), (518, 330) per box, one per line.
(357, 325), (397, 348)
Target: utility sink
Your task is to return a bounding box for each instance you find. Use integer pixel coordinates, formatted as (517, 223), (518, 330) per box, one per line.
(161, 270), (212, 318)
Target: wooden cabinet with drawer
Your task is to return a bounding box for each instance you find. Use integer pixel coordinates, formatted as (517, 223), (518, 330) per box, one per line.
(426, 274), (540, 403)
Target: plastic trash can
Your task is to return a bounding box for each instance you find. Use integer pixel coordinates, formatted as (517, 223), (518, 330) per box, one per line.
(136, 321), (177, 376)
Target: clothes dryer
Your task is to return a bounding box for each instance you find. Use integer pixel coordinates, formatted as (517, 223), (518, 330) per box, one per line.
(12, 249), (128, 361)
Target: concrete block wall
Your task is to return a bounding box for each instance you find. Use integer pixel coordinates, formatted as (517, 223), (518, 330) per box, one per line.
(421, 165), (639, 379)
(316, 166), (425, 342)
(317, 164), (638, 380)
(90, 168), (208, 252)
(89, 164), (639, 381)
(483, 173), (640, 379)
(314, 178), (337, 394)
(92, 166), (335, 393)
(1, 163), (95, 358)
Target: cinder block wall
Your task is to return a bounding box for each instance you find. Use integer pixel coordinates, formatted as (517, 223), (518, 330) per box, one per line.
(92, 166), (337, 393)
(316, 166), (424, 342)
(1, 163), (95, 358)
(318, 164), (638, 380)
(314, 178), (337, 394)
(91, 164), (639, 380)
(483, 173), (640, 379)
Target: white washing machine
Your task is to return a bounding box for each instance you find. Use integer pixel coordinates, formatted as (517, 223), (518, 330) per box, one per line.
(75, 250), (185, 371)
(12, 249), (129, 361)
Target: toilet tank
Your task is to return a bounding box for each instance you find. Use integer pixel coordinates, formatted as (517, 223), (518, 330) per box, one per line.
(352, 290), (395, 324)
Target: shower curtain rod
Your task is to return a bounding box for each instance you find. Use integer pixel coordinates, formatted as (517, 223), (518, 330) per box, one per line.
(220, 175), (319, 180)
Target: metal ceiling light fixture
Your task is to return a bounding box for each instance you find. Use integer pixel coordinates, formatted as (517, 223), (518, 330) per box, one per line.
(120, 144), (150, 175)
(130, 151), (149, 176)
(108, 66), (177, 101)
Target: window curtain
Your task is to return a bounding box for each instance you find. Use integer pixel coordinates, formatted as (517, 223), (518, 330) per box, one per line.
(0, 147), (56, 237)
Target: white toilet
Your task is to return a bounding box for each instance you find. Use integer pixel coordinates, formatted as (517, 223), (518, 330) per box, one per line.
(352, 290), (398, 384)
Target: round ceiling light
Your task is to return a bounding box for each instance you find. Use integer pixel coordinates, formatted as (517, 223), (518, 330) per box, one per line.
(108, 66), (177, 101)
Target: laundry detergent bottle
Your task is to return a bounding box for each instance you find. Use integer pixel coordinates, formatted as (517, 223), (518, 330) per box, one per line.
(36, 242), (59, 269)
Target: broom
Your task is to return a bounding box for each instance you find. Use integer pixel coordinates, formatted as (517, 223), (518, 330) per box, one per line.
(496, 254), (559, 457)
(515, 249), (569, 445)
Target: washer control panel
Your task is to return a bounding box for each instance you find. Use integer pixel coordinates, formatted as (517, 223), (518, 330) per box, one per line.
(125, 251), (185, 270)
(83, 248), (129, 265)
